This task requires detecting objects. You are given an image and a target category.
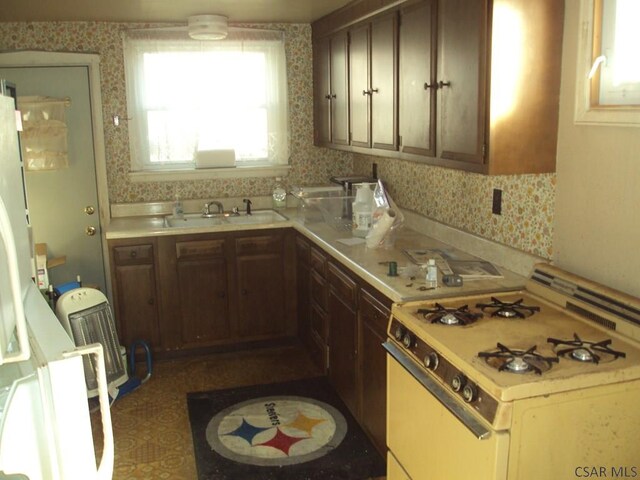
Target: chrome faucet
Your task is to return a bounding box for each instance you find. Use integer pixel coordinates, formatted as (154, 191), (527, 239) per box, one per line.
(203, 200), (224, 217)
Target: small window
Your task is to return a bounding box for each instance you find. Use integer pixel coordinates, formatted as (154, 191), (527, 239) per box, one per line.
(575, 0), (640, 125)
(123, 28), (289, 173)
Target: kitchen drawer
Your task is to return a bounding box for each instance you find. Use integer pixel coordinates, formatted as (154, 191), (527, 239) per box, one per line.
(328, 262), (358, 307)
(235, 234), (282, 256)
(113, 244), (154, 265)
(310, 268), (328, 311)
(176, 239), (225, 259)
(360, 288), (391, 336)
(310, 246), (327, 276)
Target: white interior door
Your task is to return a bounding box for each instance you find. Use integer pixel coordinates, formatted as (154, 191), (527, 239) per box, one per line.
(0, 66), (107, 292)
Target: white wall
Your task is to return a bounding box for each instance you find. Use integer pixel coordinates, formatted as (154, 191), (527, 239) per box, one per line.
(554, 0), (640, 297)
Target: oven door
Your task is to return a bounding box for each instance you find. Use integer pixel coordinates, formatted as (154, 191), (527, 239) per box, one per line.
(385, 341), (509, 480)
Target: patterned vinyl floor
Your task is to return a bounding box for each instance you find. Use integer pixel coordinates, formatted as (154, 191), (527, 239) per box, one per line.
(91, 344), (386, 480)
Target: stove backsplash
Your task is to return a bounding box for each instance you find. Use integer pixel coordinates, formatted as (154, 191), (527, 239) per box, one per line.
(353, 154), (555, 260)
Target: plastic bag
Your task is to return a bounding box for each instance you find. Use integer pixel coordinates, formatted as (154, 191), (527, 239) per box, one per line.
(366, 180), (404, 249)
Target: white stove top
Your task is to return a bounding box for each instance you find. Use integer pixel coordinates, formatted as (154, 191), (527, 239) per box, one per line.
(391, 273), (640, 402)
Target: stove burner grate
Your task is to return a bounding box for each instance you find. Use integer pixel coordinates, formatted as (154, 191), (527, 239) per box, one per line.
(478, 343), (559, 375)
(476, 297), (541, 318)
(547, 333), (626, 364)
(417, 303), (483, 326)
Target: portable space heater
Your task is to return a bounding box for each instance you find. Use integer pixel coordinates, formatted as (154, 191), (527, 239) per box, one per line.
(55, 288), (128, 397)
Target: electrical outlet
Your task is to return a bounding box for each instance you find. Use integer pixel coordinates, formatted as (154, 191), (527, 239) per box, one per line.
(492, 189), (502, 215)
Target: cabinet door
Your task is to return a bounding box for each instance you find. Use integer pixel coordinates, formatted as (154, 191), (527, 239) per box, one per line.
(236, 254), (286, 338)
(330, 31), (350, 146)
(359, 288), (391, 455)
(371, 11), (398, 150)
(349, 23), (371, 148)
(296, 235), (311, 343)
(176, 257), (229, 344)
(437, 0), (488, 164)
(328, 263), (359, 416)
(399, 0), (436, 156)
(113, 263), (159, 348)
(313, 37), (331, 145)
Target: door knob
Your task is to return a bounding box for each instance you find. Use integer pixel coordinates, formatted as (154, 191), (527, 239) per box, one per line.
(84, 205), (95, 215)
(85, 226), (96, 236)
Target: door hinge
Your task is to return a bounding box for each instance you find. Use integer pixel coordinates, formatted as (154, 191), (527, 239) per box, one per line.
(482, 143), (487, 158)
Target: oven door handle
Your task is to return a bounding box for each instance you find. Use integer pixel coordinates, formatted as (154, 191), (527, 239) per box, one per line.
(383, 341), (491, 440)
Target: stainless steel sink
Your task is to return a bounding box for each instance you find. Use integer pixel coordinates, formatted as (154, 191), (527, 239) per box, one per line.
(164, 213), (228, 228)
(164, 210), (288, 228)
(224, 210), (288, 225)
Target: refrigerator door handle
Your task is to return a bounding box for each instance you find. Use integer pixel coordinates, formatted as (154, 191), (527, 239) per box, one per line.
(0, 195), (30, 364)
(63, 343), (114, 480)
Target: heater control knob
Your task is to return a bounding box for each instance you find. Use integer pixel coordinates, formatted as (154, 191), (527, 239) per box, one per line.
(451, 374), (467, 392)
(423, 352), (439, 370)
(402, 333), (414, 349)
(462, 384), (478, 403)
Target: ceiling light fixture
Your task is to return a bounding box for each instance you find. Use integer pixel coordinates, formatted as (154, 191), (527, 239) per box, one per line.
(188, 15), (228, 40)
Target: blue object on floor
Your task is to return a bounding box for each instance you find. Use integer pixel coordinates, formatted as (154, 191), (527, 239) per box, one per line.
(112, 340), (152, 401)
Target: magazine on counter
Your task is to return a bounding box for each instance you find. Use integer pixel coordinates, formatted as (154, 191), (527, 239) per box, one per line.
(446, 260), (503, 279)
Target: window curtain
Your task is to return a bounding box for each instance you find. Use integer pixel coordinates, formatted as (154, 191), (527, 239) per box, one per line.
(123, 28), (289, 171)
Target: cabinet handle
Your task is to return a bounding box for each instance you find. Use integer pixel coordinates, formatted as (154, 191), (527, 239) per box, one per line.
(219, 291), (226, 298)
(330, 94), (337, 99)
(424, 82), (438, 90)
(325, 94), (331, 99)
(371, 88), (379, 94)
(362, 89), (372, 96)
(438, 80), (452, 89)
(148, 298), (154, 305)
(241, 289), (248, 295)
(130, 250), (137, 258)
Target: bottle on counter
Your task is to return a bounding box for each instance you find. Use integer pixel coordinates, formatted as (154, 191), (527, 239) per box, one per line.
(426, 258), (438, 288)
(172, 194), (184, 218)
(352, 183), (374, 238)
(272, 177), (287, 209)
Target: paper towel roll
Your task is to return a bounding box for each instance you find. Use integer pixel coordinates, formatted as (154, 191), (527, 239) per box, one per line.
(366, 208), (396, 248)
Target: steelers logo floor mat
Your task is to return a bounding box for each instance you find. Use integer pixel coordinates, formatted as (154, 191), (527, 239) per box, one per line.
(187, 376), (385, 480)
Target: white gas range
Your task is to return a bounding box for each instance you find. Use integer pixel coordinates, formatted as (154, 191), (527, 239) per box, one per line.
(385, 263), (640, 480)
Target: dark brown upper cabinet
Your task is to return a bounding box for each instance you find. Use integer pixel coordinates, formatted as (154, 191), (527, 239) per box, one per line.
(311, 0), (564, 175)
(313, 31), (350, 146)
(349, 12), (398, 150)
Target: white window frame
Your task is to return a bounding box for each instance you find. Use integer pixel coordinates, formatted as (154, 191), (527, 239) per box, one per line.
(123, 27), (291, 181)
(575, 0), (640, 126)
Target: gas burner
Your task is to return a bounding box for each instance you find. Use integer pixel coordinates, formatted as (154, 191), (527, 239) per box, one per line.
(547, 333), (626, 364)
(476, 297), (541, 319)
(478, 343), (559, 375)
(417, 303), (483, 326)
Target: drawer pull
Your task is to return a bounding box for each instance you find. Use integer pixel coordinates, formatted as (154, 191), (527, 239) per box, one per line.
(130, 251), (137, 258)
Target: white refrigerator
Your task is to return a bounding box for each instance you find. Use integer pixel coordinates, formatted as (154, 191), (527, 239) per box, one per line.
(0, 89), (114, 479)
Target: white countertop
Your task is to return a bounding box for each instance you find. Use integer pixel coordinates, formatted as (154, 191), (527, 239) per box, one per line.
(106, 208), (535, 302)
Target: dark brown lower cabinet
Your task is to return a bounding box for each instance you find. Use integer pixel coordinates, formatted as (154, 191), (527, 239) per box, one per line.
(328, 261), (359, 416)
(109, 241), (161, 350)
(359, 287), (391, 455)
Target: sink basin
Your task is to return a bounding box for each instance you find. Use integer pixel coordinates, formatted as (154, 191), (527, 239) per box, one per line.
(225, 210), (288, 225)
(164, 210), (288, 228)
(164, 213), (228, 228)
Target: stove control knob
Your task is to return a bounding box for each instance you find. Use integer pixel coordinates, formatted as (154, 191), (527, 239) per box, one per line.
(394, 325), (406, 342)
(402, 333), (414, 349)
(451, 374), (467, 392)
(462, 384), (478, 403)
(423, 352), (439, 370)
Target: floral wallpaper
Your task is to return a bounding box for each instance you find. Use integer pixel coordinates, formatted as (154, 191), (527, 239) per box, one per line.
(0, 21), (353, 203)
(0, 21), (554, 259)
(353, 154), (555, 258)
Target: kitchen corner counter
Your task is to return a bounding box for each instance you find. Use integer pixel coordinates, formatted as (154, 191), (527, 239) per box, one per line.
(105, 208), (534, 303)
